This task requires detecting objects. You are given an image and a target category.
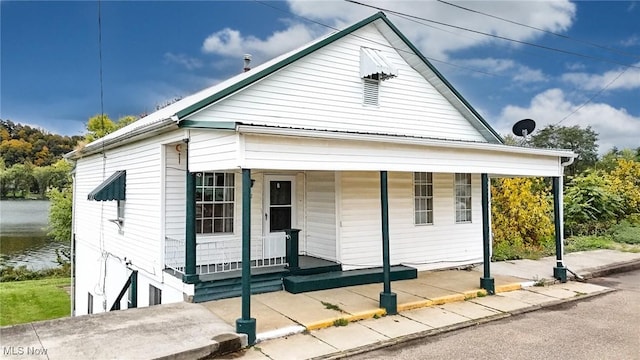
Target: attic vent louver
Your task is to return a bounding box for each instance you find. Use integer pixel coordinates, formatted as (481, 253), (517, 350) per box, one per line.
(360, 47), (397, 81)
(363, 79), (379, 106)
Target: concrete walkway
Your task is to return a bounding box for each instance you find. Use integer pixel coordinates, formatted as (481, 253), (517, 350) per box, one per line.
(1, 250), (638, 360)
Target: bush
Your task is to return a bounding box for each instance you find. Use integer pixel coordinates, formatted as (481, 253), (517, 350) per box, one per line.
(610, 219), (640, 245)
(0, 264), (70, 282)
(564, 235), (615, 252)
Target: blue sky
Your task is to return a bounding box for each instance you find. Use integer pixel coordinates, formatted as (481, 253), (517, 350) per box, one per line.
(2, 1), (639, 152)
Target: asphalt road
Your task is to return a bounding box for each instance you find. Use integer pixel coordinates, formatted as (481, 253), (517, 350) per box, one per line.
(351, 270), (640, 360)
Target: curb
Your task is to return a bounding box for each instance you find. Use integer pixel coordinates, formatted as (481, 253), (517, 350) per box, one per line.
(154, 332), (247, 360)
(312, 287), (615, 360)
(303, 284), (520, 332)
(573, 258), (640, 280)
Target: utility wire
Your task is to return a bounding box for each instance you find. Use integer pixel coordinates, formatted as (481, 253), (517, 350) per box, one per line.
(436, 0), (640, 60)
(345, 0), (640, 69)
(555, 67), (629, 125)
(252, 0), (503, 77)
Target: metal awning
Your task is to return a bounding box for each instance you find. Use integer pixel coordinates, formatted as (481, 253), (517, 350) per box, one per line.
(88, 171), (126, 201)
(360, 47), (397, 81)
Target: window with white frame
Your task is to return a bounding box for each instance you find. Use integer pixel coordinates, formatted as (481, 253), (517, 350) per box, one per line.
(414, 172), (433, 225)
(195, 172), (235, 234)
(455, 173), (472, 223)
(149, 285), (162, 306)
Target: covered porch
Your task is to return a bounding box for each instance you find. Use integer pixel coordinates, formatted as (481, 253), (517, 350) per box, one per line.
(164, 125), (575, 344)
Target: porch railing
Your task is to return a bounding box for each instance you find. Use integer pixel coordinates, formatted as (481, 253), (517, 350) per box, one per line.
(165, 234), (288, 275)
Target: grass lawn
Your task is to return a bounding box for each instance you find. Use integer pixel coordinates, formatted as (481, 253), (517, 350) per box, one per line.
(0, 277), (71, 326)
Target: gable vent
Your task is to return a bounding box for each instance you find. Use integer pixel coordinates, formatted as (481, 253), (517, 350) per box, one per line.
(363, 79), (379, 106)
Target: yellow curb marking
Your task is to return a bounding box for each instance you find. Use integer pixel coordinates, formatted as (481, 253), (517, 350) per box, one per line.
(496, 283), (522, 293)
(397, 299), (433, 312)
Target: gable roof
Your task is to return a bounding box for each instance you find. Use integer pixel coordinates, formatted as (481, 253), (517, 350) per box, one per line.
(69, 12), (503, 158)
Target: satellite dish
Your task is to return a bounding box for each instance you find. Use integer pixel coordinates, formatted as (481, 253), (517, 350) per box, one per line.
(512, 118), (536, 137)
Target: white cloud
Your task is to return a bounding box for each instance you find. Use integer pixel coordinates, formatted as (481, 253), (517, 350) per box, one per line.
(562, 62), (640, 91)
(288, 0), (576, 59)
(620, 34), (639, 47)
(200, 1), (576, 64)
(163, 52), (203, 70)
(201, 23), (319, 63)
(497, 88), (640, 152)
(458, 58), (547, 83)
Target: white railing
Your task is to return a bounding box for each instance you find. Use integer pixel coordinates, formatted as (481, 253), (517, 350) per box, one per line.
(165, 233), (288, 275)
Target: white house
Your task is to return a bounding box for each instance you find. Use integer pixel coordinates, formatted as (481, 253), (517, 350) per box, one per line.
(67, 12), (574, 343)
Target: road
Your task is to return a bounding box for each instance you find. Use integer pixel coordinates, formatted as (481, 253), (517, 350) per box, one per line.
(351, 270), (640, 360)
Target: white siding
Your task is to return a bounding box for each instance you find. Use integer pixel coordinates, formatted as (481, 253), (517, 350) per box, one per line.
(188, 23), (486, 142)
(188, 130), (239, 172)
(338, 172), (482, 270)
(164, 143), (186, 242)
(305, 171), (337, 261)
(73, 130), (186, 314)
(243, 134), (563, 177)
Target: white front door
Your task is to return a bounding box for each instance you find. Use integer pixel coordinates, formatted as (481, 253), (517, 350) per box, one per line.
(263, 176), (296, 258)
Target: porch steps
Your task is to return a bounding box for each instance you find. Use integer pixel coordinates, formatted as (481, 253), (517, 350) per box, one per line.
(283, 265), (417, 294)
(193, 272), (285, 303)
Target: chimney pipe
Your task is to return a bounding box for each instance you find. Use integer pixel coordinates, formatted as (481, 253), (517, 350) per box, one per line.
(243, 54), (252, 72)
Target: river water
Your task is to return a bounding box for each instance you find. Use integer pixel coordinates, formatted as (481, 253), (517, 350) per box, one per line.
(0, 200), (69, 270)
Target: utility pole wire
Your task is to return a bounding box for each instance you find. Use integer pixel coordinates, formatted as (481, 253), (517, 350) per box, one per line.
(436, 0), (640, 60)
(345, 0), (640, 69)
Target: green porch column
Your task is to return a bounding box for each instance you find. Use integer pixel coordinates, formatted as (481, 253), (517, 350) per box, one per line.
(130, 270), (138, 308)
(379, 171), (397, 315)
(552, 176), (567, 282)
(236, 168), (256, 345)
(480, 173), (495, 294)
(183, 171), (198, 284)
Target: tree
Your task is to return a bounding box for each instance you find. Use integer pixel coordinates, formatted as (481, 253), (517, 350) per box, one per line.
(47, 187), (73, 243)
(606, 159), (640, 216)
(529, 125), (598, 176)
(491, 177), (554, 260)
(32, 166), (55, 199)
(4, 163), (34, 197)
(84, 114), (138, 142)
(0, 138), (33, 166)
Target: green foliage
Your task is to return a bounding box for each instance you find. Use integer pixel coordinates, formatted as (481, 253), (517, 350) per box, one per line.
(47, 186), (73, 242)
(564, 171), (623, 235)
(0, 119), (81, 167)
(609, 219), (640, 245)
(606, 159), (640, 216)
(333, 318), (349, 327)
(564, 235), (616, 252)
(85, 114), (138, 142)
(0, 264), (71, 282)
(491, 177), (554, 257)
(0, 277), (70, 326)
(529, 125), (598, 176)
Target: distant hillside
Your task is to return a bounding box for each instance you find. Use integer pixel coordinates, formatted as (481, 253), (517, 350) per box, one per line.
(0, 119), (82, 167)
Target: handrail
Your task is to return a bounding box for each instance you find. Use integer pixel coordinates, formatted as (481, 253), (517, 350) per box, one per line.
(109, 270), (137, 311)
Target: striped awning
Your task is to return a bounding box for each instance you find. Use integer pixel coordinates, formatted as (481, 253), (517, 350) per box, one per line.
(360, 47), (397, 81)
(88, 171), (126, 201)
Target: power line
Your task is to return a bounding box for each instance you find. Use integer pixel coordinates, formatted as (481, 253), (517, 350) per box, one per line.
(252, 0), (504, 78)
(345, 0), (640, 69)
(555, 67), (629, 125)
(436, 0), (640, 60)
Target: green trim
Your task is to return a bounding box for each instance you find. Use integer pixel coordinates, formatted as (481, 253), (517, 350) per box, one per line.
(176, 12), (387, 120)
(177, 120), (237, 129)
(130, 270), (137, 308)
(552, 177), (567, 283)
(480, 173), (495, 294)
(378, 17), (503, 143)
(175, 11), (502, 143)
(88, 171), (126, 201)
(240, 169), (252, 319)
(185, 171), (197, 283)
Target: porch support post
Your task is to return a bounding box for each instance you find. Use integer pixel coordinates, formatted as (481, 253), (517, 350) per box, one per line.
(552, 176), (567, 282)
(379, 171), (397, 315)
(130, 270), (137, 308)
(479, 173), (495, 294)
(183, 171), (198, 284)
(236, 168), (256, 345)
(285, 229), (301, 273)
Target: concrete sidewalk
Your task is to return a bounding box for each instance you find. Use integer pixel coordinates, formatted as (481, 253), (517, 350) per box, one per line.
(1, 250), (638, 360)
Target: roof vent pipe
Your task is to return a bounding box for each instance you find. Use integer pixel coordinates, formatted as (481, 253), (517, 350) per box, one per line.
(243, 54), (252, 72)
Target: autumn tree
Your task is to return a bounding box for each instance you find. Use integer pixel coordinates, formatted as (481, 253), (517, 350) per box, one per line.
(491, 177), (554, 260)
